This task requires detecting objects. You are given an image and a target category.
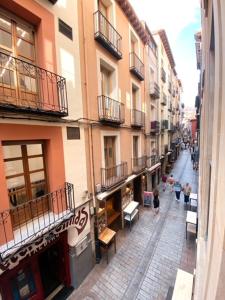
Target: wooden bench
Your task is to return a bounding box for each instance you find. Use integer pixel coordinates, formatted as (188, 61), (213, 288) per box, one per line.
(172, 269), (194, 300)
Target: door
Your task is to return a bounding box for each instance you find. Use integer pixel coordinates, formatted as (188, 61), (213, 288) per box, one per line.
(104, 136), (116, 182)
(100, 66), (112, 118)
(0, 12), (37, 108)
(98, 0), (110, 40)
(3, 142), (48, 228)
(133, 136), (139, 169)
(132, 87), (139, 124)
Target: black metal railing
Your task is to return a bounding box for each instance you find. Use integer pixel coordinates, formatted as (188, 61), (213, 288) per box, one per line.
(161, 67), (166, 82)
(168, 82), (172, 93)
(161, 119), (168, 130)
(168, 102), (172, 112)
(146, 155), (160, 168)
(131, 109), (144, 127)
(0, 51), (68, 116)
(150, 121), (160, 133)
(130, 52), (144, 81)
(94, 10), (122, 59)
(101, 162), (128, 190)
(150, 82), (160, 99)
(0, 183), (74, 260)
(161, 93), (167, 106)
(132, 156), (146, 173)
(98, 95), (124, 124)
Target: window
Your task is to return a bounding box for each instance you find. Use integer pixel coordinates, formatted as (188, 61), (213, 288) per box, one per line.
(100, 65), (111, 96)
(133, 136), (139, 158)
(67, 127), (80, 140)
(58, 19), (73, 40)
(104, 136), (116, 168)
(3, 142), (48, 227)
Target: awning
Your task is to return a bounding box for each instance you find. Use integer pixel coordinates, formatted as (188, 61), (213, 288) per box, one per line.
(146, 162), (161, 173)
(96, 172), (145, 201)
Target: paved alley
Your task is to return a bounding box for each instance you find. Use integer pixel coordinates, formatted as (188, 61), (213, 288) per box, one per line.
(69, 150), (198, 300)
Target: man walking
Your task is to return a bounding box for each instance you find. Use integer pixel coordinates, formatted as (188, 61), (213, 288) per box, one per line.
(174, 181), (182, 202)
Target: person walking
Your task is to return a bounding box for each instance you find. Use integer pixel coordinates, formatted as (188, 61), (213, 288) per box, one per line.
(168, 174), (175, 192)
(153, 188), (160, 215)
(183, 183), (192, 205)
(162, 174), (167, 191)
(174, 181), (182, 201)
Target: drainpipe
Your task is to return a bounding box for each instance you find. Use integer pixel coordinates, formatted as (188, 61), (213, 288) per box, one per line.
(81, 0), (101, 263)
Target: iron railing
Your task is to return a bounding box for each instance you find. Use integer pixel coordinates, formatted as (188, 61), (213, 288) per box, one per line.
(161, 67), (166, 82)
(0, 51), (68, 116)
(168, 123), (175, 132)
(168, 82), (172, 93)
(101, 162), (128, 190)
(161, 93), (167, 106)
(150, 121), (160, 133)
(98, 95), (124, 124)
(131, 109), (144, 127)
(146, 155), (160, 168)
(0, 183), (74, 261)
(161, 119), (168, 130)
(150, 82), (160, 99)
(132, 156), (146, 173)
(94, 10), (122, 59)
(130, 52), (144, 81)
(168, 102), (172, 112)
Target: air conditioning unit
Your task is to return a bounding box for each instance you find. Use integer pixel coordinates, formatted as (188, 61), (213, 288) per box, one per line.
(96, 184), (101, 193)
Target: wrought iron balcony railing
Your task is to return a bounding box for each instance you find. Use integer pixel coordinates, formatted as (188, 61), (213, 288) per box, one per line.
(94, 10), (122, 59)
(168, 123), (175, 132)
(161, 93), (167, 106)
(168, 82), (172, 93)
(132, 156), (146, 173)
(129, 52), (144, 81)
(150, 82), (160, 99)
(161, 67), (166, 82)
(168, 102), (172, 112)
(150, 121), (160, 133)
(161, 119), (169, 130)
(98, 95), (124, 124)
(131, 109), (144, 127)
(0, 183), (74, 261)
(146, 155), (160, 168)
(0, 51), (68, 116)
(101, 162), (128, 191)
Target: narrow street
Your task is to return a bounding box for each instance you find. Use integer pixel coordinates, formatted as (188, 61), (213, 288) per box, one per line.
(69, 150), (197, 300)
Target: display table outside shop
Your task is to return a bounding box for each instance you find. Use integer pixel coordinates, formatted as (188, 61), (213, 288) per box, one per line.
(189, 193), (198, 211)
(186, 211), (197, 239)
(123, 201), (139, 231)
(98, 227), (116, 264)
(172, 269), (194, 300)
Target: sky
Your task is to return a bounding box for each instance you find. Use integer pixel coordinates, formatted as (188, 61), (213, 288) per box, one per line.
(129, 0), (201, 108)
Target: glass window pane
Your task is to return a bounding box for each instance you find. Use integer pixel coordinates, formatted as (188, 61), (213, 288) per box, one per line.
(30, 171), (45, 184)
(31, 180), (47, 198)
(9, 187), (27, 207)
(28, 157), (43, 171)
(0, 16), (11, 32)
(0, 29), (12, 49)
(5, 160), (24, 176)
(3, 145), (22, 159)
(0, 67), (15, 86)
(19, 75), (37, 93)
(27, 144), (42, 156)
(7, 175), (25, 189)
(16, 26), (33, 42)
(17, 39), (34, 60)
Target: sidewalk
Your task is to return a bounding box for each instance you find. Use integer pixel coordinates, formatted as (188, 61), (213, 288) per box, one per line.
(69, 150), (197, 300)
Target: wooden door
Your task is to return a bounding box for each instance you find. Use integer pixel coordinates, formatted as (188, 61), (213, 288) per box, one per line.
(104, 137), (116, 180)
(101, 66), (112, 117)
(3, 143), (48, 228)
(133, 136), (138, 158)
(98, 0), (110, 39)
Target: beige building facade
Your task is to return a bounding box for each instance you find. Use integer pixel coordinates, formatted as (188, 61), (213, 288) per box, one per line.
(194, 0), (225, 299)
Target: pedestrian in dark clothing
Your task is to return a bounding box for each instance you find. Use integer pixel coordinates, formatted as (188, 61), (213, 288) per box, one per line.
(153, 188), (160, 215)
(182, 183), (191, 205)
(174, 181), (182, 201)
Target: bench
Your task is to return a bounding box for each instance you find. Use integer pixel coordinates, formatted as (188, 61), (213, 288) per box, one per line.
(172, 269), (194, 300)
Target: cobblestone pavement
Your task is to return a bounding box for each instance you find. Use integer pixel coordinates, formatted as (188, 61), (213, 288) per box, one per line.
(69, 150), (197, 300)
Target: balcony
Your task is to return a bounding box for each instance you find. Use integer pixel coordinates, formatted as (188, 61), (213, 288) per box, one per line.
(161, 93), (167, 106)
(146, 155), (160, 168)
(168, 123), (175, 133)
(129, 52), (144, 81)
(168, 102), (172, 112)
(150, 82), (160, 99)
(101, 162), (128, 191)
(161, 119), (168, 130)
(168, 82), (172, 93)
(150, 121), (160, 134)
(94, 11), (122, 59)
(0, 183), (74, 261)
(131, 109), (145, 127)
(161, 67), (166, 82)
(132, 156), (146, 174)
(98, 95), (125, 125)
(0, 51), (68, 117)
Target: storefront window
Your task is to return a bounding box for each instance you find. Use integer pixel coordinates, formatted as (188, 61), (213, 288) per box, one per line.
(11, 267), (36, 300)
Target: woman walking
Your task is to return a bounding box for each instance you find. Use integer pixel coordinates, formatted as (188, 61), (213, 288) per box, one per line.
(153, 188), (160, 215)
(168, 174), (175, 192)
(183, 183), (192, 205)
(174, 181), (182, 202)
